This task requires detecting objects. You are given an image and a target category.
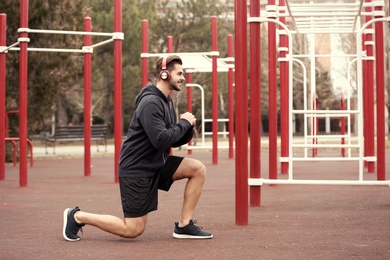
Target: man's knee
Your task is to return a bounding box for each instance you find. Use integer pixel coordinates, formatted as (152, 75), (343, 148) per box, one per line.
(194, 160), (206, 180)
(122, 217), (147, 238)
(122, 224), (145, 238)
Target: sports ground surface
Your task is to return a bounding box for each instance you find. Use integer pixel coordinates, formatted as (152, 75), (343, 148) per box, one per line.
(1, 146), (390, 259)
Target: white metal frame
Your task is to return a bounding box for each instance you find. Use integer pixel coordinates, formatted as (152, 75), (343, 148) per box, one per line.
(0, 28), (122, 54)
(248, 0), (390, 186)
(140, 52), (234, 72)
(185, 83), (205, 148)
(184, 84), (231, 150)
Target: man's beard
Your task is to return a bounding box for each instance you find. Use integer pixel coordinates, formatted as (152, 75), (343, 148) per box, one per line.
(170, 80), (182, 91)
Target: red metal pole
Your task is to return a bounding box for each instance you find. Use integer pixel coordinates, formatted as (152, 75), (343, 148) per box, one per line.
(234, 0), (248, 225)
(249, 0), (261, 207)
(227, 34), (234, 159)
(84, 17), (92, 177)
(167, 36), (173, 156)
(268, 0), (278, 180)
(114, 0), (123, 183)
(365, 2), (375, 173)
(0, 14), (6, 181)
(340, 93), (345, 157)
(167, 36), (173, 53)
(19, 0), (29, 187)
(374, 3), (385, 180)
(142, 20), (148, 87)
(187, 72), (193, 155)
(211, 16), (218, 165)
(165, 36), (174, 156)
(279, 0), (289, 173)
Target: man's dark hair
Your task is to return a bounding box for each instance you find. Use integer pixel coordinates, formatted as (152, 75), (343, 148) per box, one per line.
(155, 55), (183, 77)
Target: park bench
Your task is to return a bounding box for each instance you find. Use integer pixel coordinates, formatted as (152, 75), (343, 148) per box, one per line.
(44, 124), (108, 154)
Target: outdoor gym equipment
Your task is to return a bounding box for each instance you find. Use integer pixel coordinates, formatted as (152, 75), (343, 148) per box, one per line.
(0, 0), (124, 186)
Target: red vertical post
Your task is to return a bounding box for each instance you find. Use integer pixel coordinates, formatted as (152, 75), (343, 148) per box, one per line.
(187, 72), (193, 155)
(167, 36), (173, 53)
(19, 0), (29, 187)
(234, 0), (248, 225)
(227, 34), (234, 159)
(340, 93), (345, 157)
(374, 3), (385, 180)
(279, 0), (289, 173)
(114, 0), (123, 183)
(268, 0), (278, 180)
(84, 17), (92, 177)
(142, 20), (148, 87)
(167, 35), (173, 156)
(249, 0), (261, 207)
(365, 1), (375, 173)
(211, 16), (218, 165)
(0, 14), (6, 181)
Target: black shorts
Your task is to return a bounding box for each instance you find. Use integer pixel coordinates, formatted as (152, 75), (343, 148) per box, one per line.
(119, 156), (184, 218)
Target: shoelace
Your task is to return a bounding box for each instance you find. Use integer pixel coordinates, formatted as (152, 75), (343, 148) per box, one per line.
(192, 220), (203, 231)
(72, 225), (83, 235)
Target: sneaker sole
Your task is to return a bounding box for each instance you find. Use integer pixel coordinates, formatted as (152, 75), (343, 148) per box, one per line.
(63, 208), (80, 242)
(172, 233), (213, 239)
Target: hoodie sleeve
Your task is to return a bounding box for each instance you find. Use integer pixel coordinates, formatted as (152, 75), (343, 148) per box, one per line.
(172, 125), (194, 147)
(138, 97), (192, 151)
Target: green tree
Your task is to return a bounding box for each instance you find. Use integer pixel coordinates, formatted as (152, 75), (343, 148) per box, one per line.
(87, 0), (158, 133)
(1, 0), (89, 136)
(1, 0), (234, 137)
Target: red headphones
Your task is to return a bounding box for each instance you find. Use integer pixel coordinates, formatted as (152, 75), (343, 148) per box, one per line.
(159, 56), (171, 81)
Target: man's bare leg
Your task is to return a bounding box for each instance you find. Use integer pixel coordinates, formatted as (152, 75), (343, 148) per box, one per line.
(74, 212), (147, 238)
(171, 157), (212, 239)
(172, 158), (206, 226)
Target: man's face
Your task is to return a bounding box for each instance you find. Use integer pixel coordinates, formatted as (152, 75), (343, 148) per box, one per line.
(168, 64), (185, 91)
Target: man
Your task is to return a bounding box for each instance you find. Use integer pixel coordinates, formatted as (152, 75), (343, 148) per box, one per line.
(63, 55), (213, 241)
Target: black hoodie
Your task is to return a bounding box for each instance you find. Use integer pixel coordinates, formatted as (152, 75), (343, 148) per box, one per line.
(118, 84), (194, 178)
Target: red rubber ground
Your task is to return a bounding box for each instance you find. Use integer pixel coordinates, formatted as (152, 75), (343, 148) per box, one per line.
(1, 150), (389, 259)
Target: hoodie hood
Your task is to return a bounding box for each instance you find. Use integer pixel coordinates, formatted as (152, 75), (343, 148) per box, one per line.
(135, 84), (169, 107)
